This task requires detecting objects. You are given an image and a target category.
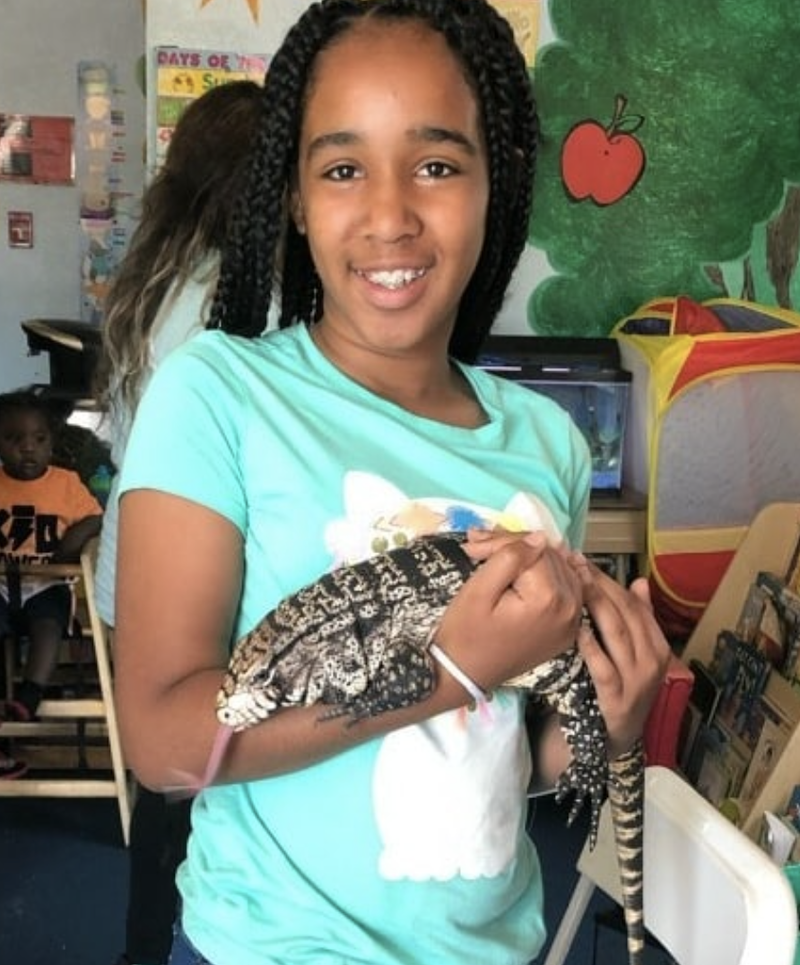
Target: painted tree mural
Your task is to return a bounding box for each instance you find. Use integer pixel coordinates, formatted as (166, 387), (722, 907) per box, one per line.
(528, 0), (800, 335)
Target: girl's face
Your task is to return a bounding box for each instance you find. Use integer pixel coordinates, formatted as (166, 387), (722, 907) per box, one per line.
(0, 409), (52, 481)
(293, 19), (489, 364)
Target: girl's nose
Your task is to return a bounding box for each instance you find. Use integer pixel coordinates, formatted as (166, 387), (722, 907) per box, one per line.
(364, 176), (421, 242)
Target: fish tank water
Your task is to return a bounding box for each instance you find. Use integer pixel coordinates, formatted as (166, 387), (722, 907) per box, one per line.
(477, 336), (632, 493)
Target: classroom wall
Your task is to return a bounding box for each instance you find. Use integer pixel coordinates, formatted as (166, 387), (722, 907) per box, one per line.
(0, 0), (145, 393)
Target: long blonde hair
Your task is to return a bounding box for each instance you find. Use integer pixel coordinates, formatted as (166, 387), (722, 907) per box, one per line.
(94, 80), (263, 417)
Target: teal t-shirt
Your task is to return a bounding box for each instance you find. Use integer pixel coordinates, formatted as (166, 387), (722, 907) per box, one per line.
(121, 324), (591, 965)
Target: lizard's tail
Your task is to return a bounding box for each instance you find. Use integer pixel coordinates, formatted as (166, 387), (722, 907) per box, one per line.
(607, 738), (646, 965)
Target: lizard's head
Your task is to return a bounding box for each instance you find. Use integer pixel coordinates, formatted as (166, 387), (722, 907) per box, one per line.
(215, 678), (281, 731)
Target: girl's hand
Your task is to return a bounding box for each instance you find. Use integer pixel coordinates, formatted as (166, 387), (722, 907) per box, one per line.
(433, 529), (584, 693)
(574, 557), (671, 758)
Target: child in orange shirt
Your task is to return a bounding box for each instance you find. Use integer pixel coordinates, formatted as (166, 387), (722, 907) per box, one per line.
(0, 390), (102, 778)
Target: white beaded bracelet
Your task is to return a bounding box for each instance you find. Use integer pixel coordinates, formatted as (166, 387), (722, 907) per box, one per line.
(429, 642), (489, 709)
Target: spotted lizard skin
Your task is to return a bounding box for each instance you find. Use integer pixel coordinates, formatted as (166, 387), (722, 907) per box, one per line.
(216, 532), (646, 965)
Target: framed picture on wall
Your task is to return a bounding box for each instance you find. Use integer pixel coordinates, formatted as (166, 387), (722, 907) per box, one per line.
(0, 114), (73, 185)
(7, 210), (33, 248)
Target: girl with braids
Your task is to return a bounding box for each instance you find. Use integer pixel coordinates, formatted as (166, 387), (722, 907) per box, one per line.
(92, 80), (261, 965)
(114, 2), (668, 964)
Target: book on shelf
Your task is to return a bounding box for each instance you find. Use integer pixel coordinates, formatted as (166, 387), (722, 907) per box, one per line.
(709, 629), (772, 744)
(782, 625), (800, 693)
(694, 719), (751, 807)
(784, 784), (800, 833)
(678, 658), (722, 779)
(736, 580), (769, 645)
(738, 695), (794, 813)
(748, 578), (785, 666)
(754, 571), (800, 686)
(784, 525), (800, 596)
(778, 785), (800, 863)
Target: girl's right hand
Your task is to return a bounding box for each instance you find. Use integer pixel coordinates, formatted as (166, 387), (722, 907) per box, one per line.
(432, 530), (584, 694)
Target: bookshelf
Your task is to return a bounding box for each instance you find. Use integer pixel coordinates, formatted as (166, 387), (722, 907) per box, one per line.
(682, 501), (800, 839)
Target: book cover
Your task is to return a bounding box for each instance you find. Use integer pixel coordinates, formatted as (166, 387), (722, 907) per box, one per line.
(736, 580), (769, 645)
(783, 623), (800, 693)
(710, 630), (772, 742)
(712, 719), (751, 800)
(738, 697), (793, 812)
(695, 721), (750, 807)
(739, 695), (768, 753)
(678, 658), (722, 777)
(755, 571), (800, 681)
(784, 784), (800, 833)
(784, 527), (800, 596)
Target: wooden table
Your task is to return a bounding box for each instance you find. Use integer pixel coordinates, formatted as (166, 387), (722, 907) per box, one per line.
(585, 488), (647, 584)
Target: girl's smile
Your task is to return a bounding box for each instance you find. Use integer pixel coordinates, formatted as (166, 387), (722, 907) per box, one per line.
(356, 267), (428, 291)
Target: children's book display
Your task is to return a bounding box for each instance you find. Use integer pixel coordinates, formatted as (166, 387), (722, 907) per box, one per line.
(678, 503), (800, 846)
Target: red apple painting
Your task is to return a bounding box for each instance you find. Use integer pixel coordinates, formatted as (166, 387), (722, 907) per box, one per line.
(561, 95), (646, 206)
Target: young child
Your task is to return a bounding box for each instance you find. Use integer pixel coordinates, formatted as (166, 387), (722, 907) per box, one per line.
(0, 390), (103, 778)
(114, 2), (670, 963)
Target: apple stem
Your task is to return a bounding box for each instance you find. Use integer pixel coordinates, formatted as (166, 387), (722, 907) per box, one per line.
(606, 93), (645, 137)
(607, 94), (628, 135)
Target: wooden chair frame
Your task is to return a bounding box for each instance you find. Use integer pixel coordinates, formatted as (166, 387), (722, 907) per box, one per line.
(0, 540), (132, 845)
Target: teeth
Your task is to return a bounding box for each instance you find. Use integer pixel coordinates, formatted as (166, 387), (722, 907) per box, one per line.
(362, 268), (425, 290)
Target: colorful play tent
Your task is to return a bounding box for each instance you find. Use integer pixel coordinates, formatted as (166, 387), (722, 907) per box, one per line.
(614, 296), (800, 642)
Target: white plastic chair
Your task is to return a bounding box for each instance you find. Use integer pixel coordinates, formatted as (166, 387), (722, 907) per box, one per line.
(544, 765), (798, 965)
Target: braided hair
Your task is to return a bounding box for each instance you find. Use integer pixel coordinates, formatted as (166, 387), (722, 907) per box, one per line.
(211, 0), (538, 363)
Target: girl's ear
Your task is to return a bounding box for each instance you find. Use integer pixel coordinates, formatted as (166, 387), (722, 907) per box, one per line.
(290, 188), (306, 235)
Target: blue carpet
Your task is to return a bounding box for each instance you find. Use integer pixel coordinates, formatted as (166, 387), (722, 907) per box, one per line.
(530, 793), (618, 965)
(0, 796), (127, 965)
(1, 792), (635, 965)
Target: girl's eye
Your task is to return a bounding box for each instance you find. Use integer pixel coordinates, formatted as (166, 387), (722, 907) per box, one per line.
(325, 164), (359, 181)
(419, 160), (456, 179)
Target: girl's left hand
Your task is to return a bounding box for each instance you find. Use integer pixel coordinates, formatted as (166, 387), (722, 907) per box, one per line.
(573, 556), (671, 759)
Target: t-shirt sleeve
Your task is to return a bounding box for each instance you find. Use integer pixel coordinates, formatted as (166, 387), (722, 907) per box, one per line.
(119, 342), (248, 533)
(68, 473), (103, 519)
(565, 420), (591, 551)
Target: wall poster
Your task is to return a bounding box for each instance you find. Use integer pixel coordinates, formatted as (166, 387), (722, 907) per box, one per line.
(0, 114), (74, 185)
(77, 61), (136, 323)
(489, 0), (540, 67)
(152, 46), (268, 170)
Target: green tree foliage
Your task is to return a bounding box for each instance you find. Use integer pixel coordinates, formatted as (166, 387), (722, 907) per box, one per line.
(529, 0), (800, 335)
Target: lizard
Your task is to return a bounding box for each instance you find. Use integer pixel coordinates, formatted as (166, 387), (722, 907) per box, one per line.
(213, 531), (647, 965)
